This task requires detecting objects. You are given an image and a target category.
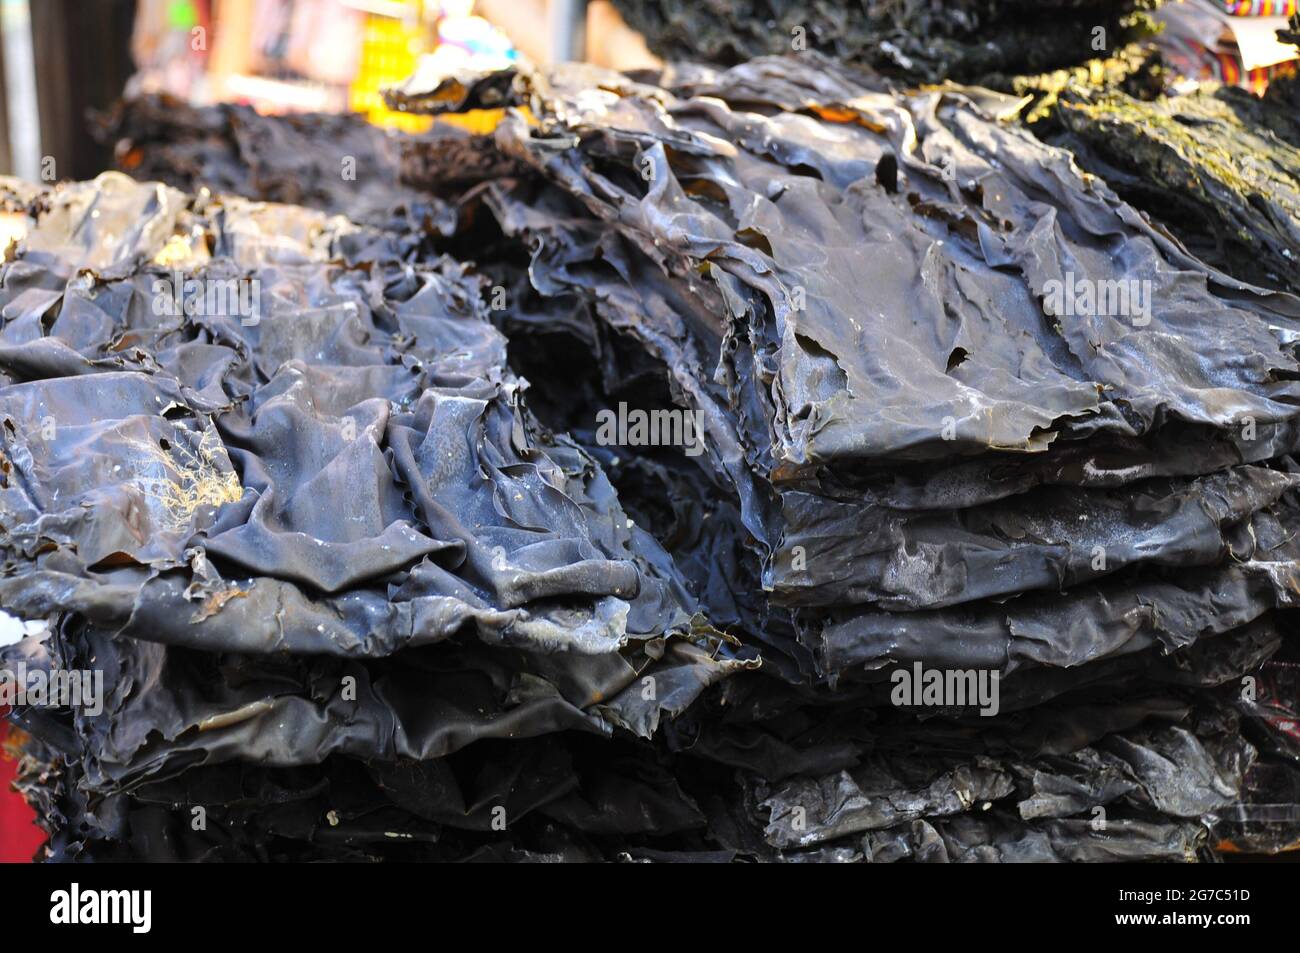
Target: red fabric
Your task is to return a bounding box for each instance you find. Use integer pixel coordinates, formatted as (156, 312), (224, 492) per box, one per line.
(0, 721), (45, 862)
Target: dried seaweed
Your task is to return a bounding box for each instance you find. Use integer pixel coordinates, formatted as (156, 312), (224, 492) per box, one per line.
(11, 50), (1300, 861)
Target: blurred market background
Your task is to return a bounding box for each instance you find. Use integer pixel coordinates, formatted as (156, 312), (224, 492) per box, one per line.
(0, 0), (661, 184)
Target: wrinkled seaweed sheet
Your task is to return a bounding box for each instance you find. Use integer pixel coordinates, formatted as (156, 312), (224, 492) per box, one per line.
(5, 54), (1300, 860)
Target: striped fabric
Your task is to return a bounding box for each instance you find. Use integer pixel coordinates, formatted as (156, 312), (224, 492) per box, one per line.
(1210, 41), (1298, 92)
(1164, 33), (1299, 93)
(1222, 1), (1299, 15)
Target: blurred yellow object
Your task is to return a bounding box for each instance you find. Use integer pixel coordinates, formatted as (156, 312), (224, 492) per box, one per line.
(350, 5), (434, 132)
(434, 108), (508, 133)
(350, 1), (527, 134)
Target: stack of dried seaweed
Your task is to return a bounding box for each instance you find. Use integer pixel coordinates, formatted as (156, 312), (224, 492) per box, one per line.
(391, 55), (1300, 857)
(7, 52), (1300, 860)
(0, 173), (753, 860)
(609, 0), (1162, 84)
(92, 95), (452, 237)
